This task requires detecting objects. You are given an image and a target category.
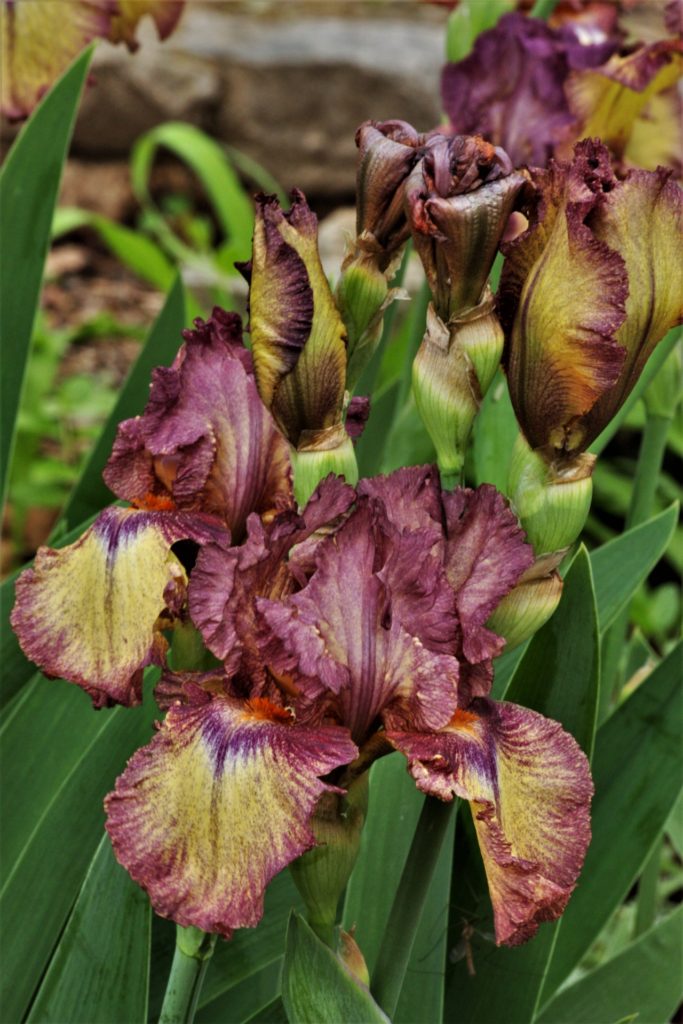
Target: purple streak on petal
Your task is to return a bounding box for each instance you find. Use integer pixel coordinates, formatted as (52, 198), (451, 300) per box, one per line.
(105, 692), (357, 937)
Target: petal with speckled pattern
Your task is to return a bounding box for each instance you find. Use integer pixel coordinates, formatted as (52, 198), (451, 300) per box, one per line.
(11, 506), (227, 707)
(388, 698), (592, 946)
(105, 691), (357, 936)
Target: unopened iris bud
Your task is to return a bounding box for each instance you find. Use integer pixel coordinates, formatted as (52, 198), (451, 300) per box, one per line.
(289, 775), (369, 945)
(245, 190), (359, 505)
(354, 119), (425, 270)
(501, 139), (683, 462)
(338, 120), (425, 390)
(508, 434), (594, 556)
(486, 556), (564, 650)
(406, 133), (526, 321)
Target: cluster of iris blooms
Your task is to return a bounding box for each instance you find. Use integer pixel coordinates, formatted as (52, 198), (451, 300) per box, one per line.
(10, 0), (682, 979)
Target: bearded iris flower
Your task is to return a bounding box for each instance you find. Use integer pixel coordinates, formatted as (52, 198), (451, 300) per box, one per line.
(12, 303), (592, 953)
(105, 462), (591, 948)
(11, 309), (292, 707)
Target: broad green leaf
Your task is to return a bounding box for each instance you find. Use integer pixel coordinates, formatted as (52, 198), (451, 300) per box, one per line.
(282, 912), (389, 1024)
(0, 513), (97, 708)
(0, 46), (92, 507)
(27, 836), (151, 1024)
(589, 503), (678, 632)
(537, 907), (683, 1024)
(131, 122), (254, 269)
(540, 642), (683, 1003)
(197, 960), (283, 1024)
(342, 754), (455, 1024)
(445, 546), (600, 1024)
(490, 640), (528, 700)
(52, 206), (175, 289)
(59, 277), (186, 531)
(472, 373), (518, 493)
(0, 677), (157, 1023)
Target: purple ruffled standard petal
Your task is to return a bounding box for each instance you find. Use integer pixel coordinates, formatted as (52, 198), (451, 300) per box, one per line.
(441, 13), (617, 168)
(258, 500), (460, 743)
(104, 308), (293, 540)
(11, 507), (227, 707)
(105, 690), (357, 937)
(388, 698), (593, 946)
(189, 476), (355, 686)
(441, 485), (534, 666)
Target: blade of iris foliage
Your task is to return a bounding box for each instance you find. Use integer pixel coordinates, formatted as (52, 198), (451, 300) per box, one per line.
(130, 122), (255, 271)
(445, 546), (600, 1023)
(52, 207), (176, 290)
(0, 46), (92, 509)
(0, 678), (158, 1024)
(539, 642), (683, 1003)
(537, 906), (683, 1024)
(26, 837), (151, 1024)
(60, 275), (186, 531)
(590, 502), (678, 632)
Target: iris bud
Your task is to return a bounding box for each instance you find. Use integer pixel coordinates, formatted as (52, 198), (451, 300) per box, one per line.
(289, 775), (369, 944)
(508, 434), (594, 556)
(487, 556), (564, 650)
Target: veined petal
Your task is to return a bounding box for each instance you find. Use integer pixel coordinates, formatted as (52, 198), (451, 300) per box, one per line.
(189, 476), (355, 682)
(501, 140), (629, 455)
(248, 191), (348, 445)
(258, 502), (460, 742)
(104, 308), (293, 539)
(11, 507), (226, 707)
(388, 698), (592, 946)
(0, 0), (114, 119)
(563, 40), (683, 164)
(105, 692), (357, 937)
(107, 0), (184, 50)
(442, 485), (534, 665)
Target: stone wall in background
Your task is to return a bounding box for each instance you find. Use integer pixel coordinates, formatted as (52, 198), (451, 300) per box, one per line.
(72, 1), (445, 202)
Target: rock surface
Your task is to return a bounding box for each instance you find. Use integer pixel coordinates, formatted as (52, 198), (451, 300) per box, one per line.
(70, 3), (445, 200)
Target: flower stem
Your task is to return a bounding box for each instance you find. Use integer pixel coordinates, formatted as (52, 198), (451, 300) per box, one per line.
(371, 796), (455, 1018)
(625, 414), (671, 530)
(159, 925), (217, 1024)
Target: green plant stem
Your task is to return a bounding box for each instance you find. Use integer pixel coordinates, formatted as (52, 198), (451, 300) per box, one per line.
(530, 0), (559, 18)
(625, 414), (672, 530)
(371, 796), (455, 1018)
(159, 927), (217, 1024)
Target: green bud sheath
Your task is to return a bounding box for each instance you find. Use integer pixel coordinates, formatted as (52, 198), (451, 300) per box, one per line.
(509, 434), (594, 556)
(292, 428), (359, 508)
(336, 253), (390, 392)
(413, 297), (504, 480)
(487, 556), (563, 650)
(290, 775), (369, 945)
